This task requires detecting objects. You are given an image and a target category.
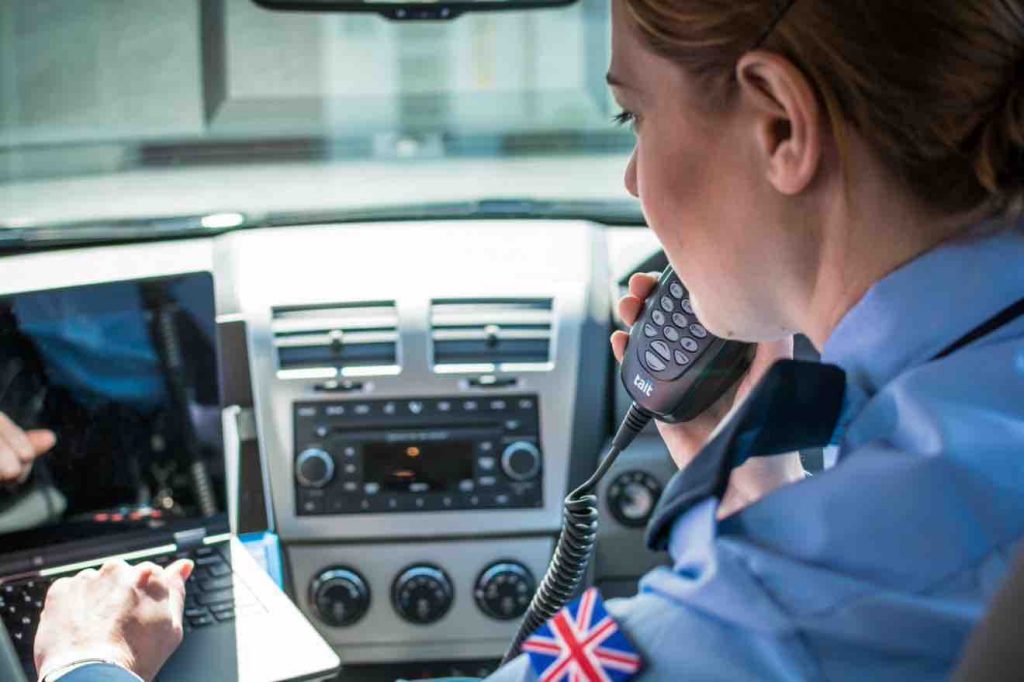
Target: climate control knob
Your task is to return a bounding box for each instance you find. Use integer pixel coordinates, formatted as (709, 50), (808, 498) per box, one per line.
(607, 470), (662, 528)
(310, 567), (370, 627)
(392, 565), (454, 625)
(474, 561), (535, 621)
(500, 441), (541, 481)
(295, 448), (335, 488)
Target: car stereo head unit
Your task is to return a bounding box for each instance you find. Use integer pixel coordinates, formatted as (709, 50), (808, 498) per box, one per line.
(293, 395), (543, 515)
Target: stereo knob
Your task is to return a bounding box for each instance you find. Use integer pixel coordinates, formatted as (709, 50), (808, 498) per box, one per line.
(500, 441), (541, 481)
(295, 448), (335, 488)
(474, 561), (535, 621)
(392, 565), (454, 625)
(310, 567), (370, 627)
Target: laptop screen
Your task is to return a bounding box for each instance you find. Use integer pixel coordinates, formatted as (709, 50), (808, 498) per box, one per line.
(0, 272), (227, 568)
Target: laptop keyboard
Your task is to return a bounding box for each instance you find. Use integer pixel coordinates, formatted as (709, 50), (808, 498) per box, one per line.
(1, 544), (266, 677)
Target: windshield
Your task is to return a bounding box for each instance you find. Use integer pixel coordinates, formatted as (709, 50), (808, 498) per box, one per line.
(0, 0), (636, 228)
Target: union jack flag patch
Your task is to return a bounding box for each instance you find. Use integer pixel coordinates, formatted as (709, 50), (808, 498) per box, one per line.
(522, 587), (643, 682)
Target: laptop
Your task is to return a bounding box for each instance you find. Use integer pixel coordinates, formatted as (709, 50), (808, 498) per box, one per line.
(0, 272), (340, 681)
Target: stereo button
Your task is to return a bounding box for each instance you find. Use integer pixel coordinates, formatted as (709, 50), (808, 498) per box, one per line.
(501, 442), (541, 482)
(299, 497), (324, 515)
(478, 456), (496, 472)
(478, 476), (497, 487)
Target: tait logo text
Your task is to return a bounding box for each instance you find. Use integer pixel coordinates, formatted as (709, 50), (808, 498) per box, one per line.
(633, 374), (654, 398)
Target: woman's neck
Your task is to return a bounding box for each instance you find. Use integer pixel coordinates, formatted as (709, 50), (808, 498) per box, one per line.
(799, 149), (986, 351)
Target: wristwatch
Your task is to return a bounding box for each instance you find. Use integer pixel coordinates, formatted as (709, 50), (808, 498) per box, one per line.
(40, 659), (143, 682)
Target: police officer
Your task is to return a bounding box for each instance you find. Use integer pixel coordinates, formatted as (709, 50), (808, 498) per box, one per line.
(31, 0), (1024, 679)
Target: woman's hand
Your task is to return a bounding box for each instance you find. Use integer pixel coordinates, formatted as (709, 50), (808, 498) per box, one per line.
(34, 559), (194, 682)
(0, 412), (55, 485)
(611, 272), (806, 517)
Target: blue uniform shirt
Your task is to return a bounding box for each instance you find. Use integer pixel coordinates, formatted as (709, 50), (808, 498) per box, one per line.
(489, 226), (1024, 681)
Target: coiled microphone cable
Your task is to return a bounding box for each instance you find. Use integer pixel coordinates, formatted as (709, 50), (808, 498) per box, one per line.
(502, 403), (652, 664)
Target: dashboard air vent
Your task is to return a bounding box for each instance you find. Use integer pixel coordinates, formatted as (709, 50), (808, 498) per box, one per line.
(430, 298), (554, 372)
(272, 301), (399, 379)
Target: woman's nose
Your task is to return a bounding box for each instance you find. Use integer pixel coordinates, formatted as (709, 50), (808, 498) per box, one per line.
(624, 148), (639, 198)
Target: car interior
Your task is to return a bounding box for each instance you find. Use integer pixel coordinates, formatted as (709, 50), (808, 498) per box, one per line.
(0, 1), (1021, 681)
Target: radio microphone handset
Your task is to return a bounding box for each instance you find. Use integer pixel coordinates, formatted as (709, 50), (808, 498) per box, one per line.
(503, 268), (755, 663)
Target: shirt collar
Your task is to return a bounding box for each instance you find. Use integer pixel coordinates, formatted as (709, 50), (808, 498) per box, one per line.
(821, 226), (1024, 396)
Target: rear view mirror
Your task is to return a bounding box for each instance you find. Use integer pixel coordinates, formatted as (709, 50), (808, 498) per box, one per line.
(252, 0), (577, 21)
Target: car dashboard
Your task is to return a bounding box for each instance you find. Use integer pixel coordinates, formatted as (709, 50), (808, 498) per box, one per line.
(0, 219), (677, 676)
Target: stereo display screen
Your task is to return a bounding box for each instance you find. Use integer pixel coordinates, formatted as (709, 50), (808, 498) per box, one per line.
(363, 440), (475, 492)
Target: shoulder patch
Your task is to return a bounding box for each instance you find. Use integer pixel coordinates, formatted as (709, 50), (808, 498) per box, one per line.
(522, 587), (643, 682)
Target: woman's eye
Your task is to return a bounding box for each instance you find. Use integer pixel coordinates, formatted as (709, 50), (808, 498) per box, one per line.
(612, 110), (636, 130)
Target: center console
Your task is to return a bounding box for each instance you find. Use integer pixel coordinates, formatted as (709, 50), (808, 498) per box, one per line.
(221, 220), (612, 664)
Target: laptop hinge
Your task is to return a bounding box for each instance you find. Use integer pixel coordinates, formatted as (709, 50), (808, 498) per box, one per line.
(173, 528), (208, 552)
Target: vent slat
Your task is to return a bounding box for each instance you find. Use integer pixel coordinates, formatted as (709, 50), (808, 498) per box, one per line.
(277, 342), (396, 369)
(272, 301), (398, 375)
(275, 330), (399, 348)
(430, 298), (553, 369)
(430, 310), (553, 327)
(271, 316), (398, 334)
(433, 339), (551, 365)
(431, 329), (551, 342)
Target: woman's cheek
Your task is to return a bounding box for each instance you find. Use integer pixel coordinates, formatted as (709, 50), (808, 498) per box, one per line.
(636, 144), (686, 249)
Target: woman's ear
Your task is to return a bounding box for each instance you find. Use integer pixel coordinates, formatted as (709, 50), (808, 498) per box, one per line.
(735, 52), (823, 196)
